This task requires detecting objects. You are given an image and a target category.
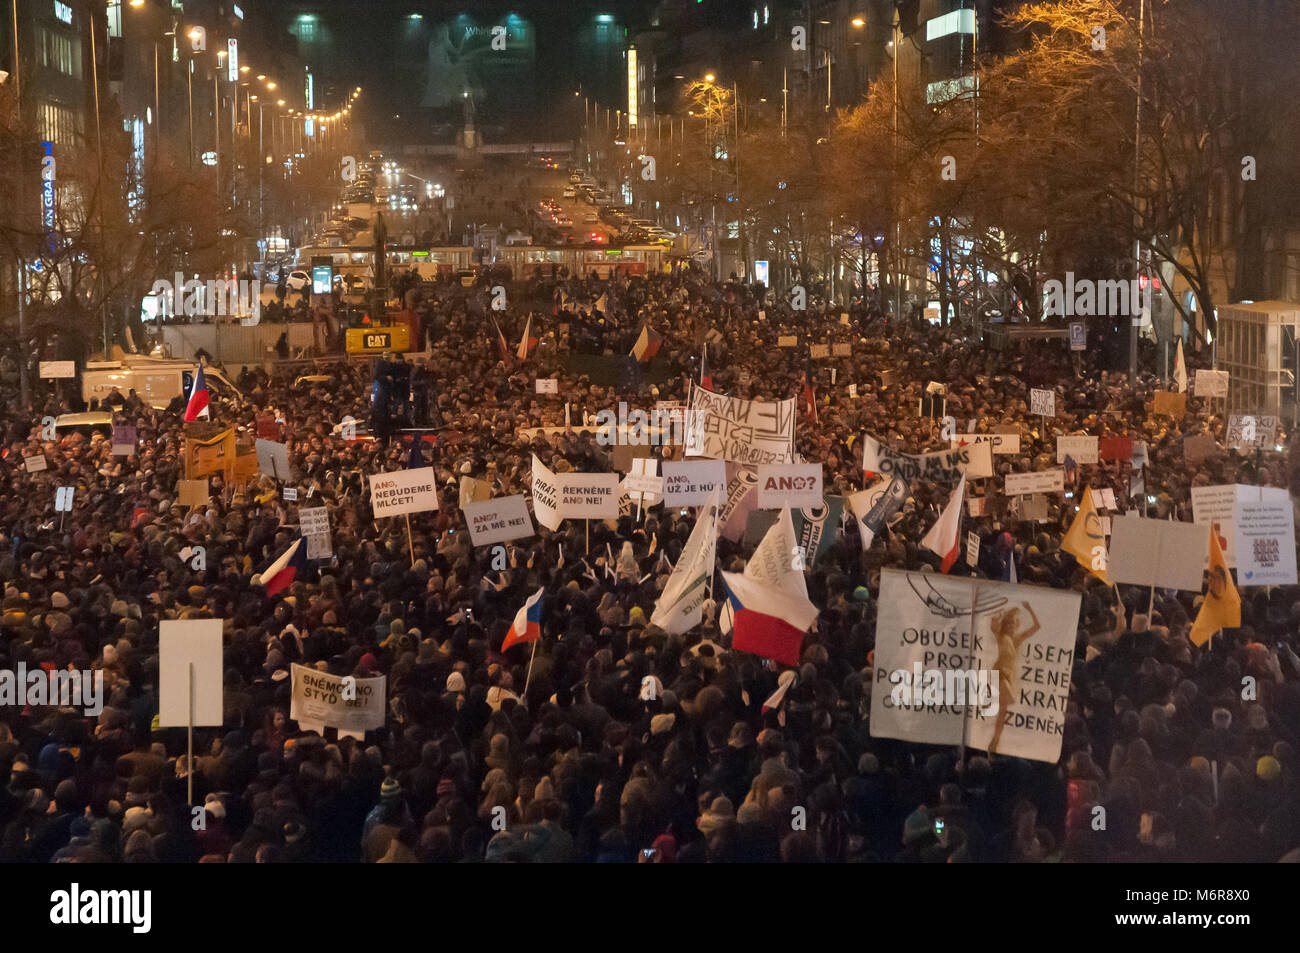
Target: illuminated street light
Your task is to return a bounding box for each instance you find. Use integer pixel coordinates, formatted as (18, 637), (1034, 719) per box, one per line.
(704, 73), (716, 83)
(852, 16), (866, 28)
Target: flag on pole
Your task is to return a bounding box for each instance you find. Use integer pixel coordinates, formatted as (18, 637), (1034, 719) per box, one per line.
(491, 317), (511, 365)
(1004, 549), (1017, 584)
(502, 586), (544, 651)
(517, 316), (538, 360)
(650, 489), (719, 634)
(721, 569), (819, 667)
(252, 536), (308, 597)
(594, 292), (608, 313)
(700, 343), (713, 390)
(184, 364), (210, 422)
(1173, 337), (1188, 393)
(631, 324), (663, 362)
(1189, 523), (1239, 646)
(1062, 485), (1112, 584)
(921, 472), (966, 573)
(800, 351), (817, 422)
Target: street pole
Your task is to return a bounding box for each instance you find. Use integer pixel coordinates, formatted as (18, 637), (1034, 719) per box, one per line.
(187, 56), (195, 168)
(12, 0), (28, 406)
(89, 16), (107, 355)
(214, 70), (221, 204)
(893, 10), (901, 321)
(1130, 0), (1145, 384)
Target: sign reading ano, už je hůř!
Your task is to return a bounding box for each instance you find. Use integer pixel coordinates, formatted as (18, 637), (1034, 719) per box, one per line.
(368, 467), (440, 518)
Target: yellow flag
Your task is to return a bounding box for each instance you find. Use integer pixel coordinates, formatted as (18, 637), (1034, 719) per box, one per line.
(1189, 522), (1240, 646)
(1062, 486), (1112, 584)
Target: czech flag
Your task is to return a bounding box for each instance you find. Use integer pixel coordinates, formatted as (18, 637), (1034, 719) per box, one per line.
(502, 586), (544, 651)
(720, 570), (819, 667)
(921, 471), (966, 573)
(800, 352), (817, 422)
(630, 324), (663, 362)
(491, 317), (512, 366)
(253, 536), (308, 597)
(184, 365), (210, 422)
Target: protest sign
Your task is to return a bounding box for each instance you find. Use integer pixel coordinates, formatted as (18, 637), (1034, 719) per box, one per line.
(289, 663), (386, 738)
(1194, 369), (1229, 399)
(624, 459), (663, 510)
(255, 438), (291, 481)
(283, 487), (298, 501)
(1030, 389), (1055, 417)
(961, 441), (994, 479)
(1152, 391), (1187, 417)
(39, 361), (75, 379)
(918, 394), (947, 418)
(300, 506), (333, 559)
(685, 386), (796, 465)
(810, 344), (830, 359)
(833, 343), (852, 357)
(778, 335), (798, 348)
(536, 378), (559, 394)
(1020, 494), (1050, 522)
(464, 495), (535, 547)
(849, 477), (908, 551)
(557, 472), (619, 521)
(757, 463), (823, 509)
(176, 479), (209, 508)
(1234, 496), (1298, 586)
(256, 413), (280, 440)
(111, 426), (137, 456)
(966, 531), (980, 567)
(953, 433), (1020, 455)
(1089, 488), (1118, 510)
(1108, 516), (1208, 591)
(158, 620), (224, 727)
(848, 384), (858, 399)
(368, 467), (439, 518)
(1191, 484), (1242, 568)
(1004, 469), (1065, 496)
(661, 459), (727, 507)
(25, 454), (47, 473)
(718, 465), (760, 542)
(1225, 415), (1278, 451)
(861, 434), (980, 482)
(54, 487), (74, 512)
(459, 475), (493, 509)
(530, 454), (561, 530)
(1183, 433), (1219, 465)
(869, 570), (1081, 764)
(792, 496), (844, 568)
(967, 496), (987, 517)
(1098, 436), (1132, 462)
(611, 442), (653, 472)
(1056, 436), (1099, 465)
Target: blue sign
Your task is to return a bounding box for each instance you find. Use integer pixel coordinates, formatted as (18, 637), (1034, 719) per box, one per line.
(41, 141), (56, 254)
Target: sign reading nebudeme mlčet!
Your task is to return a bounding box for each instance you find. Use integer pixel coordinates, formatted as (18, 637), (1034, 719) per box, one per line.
(368, 467), (440, 517)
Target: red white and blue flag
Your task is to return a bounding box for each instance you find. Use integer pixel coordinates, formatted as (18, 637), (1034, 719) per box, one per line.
(516, 316), (538, 360)
(631, 324), (663, 362)
(183, 364), (210, 422)
(253, 536), (308, 597)
(502, 586), (544, 651)
(720, 570), (819, 668)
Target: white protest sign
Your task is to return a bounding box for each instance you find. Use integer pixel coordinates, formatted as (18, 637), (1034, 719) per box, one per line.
(1030, 389), (1055, 417)
(809, 344), (830, 359)
(158, 619), (224, 727)
(1108, 516), (1208, 591)
(848, 384), (858, 399)
(870, 570), (1081, 764)
(1089, 488), (1118, 510)
(756, 463), (823, 509)
(557, 471), (620, 520)
(966, 531), (980, 568)
(25, 454), (47, 473)
(833, 343), (852, 357)
(777, 335), (798, 348)
(283, 487), (298, 501)
(531, 454), (561, 530)
(962, 441), (994, 479)
(289, 663), (386, 737)
(368, 467), (440, 517)
(255, 438), (291, 481)
(1056, 435), (1099, 465)
(464, 495), (535, 547)
(661, 459), (727, 507)
(39, 361), (76, 379)
(1190, 484), (1241, 567)
(685, 386), (796, 465)
(624, 459), (664, 500)
(536, 378), (558, 394)
(953, 433), (1020, 455)
(1234, 496), (1298, 586)
(1005, 469), (1065, 496)
(1225, 415), (1278, 451)
(861, 433), (978, 482)
(54, 487), (74, 512)
(300, 506), (333, 559)
(1194, 369), (1229, 399)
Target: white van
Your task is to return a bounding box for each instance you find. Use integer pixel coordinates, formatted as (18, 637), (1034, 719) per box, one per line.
(81, 359), (243, 410)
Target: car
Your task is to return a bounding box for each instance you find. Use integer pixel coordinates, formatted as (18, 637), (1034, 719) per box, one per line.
(294, 374), (334, 387)
(53, 412), (114, 437)
(563, 187), (576, 198)
(285, 270), (311, 292)
(584, 212), (599, 223)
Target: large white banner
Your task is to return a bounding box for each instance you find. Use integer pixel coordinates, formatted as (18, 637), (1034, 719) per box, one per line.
(685, 385), (796, 465)
(756, 463), (823, 509)
(861, 434), (984, 482)
(369, 467), (439, 518)
(870, 570), (1081, 764)
(289, 663), (386, 738)
(464, 495), (535, 547)
(661, 459), (727, 507)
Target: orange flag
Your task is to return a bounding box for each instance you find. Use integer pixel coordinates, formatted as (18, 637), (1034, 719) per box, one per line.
(1189, 522), (1240, 646)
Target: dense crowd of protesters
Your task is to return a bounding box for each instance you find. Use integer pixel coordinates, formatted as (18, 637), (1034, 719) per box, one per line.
(1, 267), (1298, 863)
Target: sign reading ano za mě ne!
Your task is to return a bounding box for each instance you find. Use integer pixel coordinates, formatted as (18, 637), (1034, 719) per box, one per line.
(368, 467), (440, 517)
